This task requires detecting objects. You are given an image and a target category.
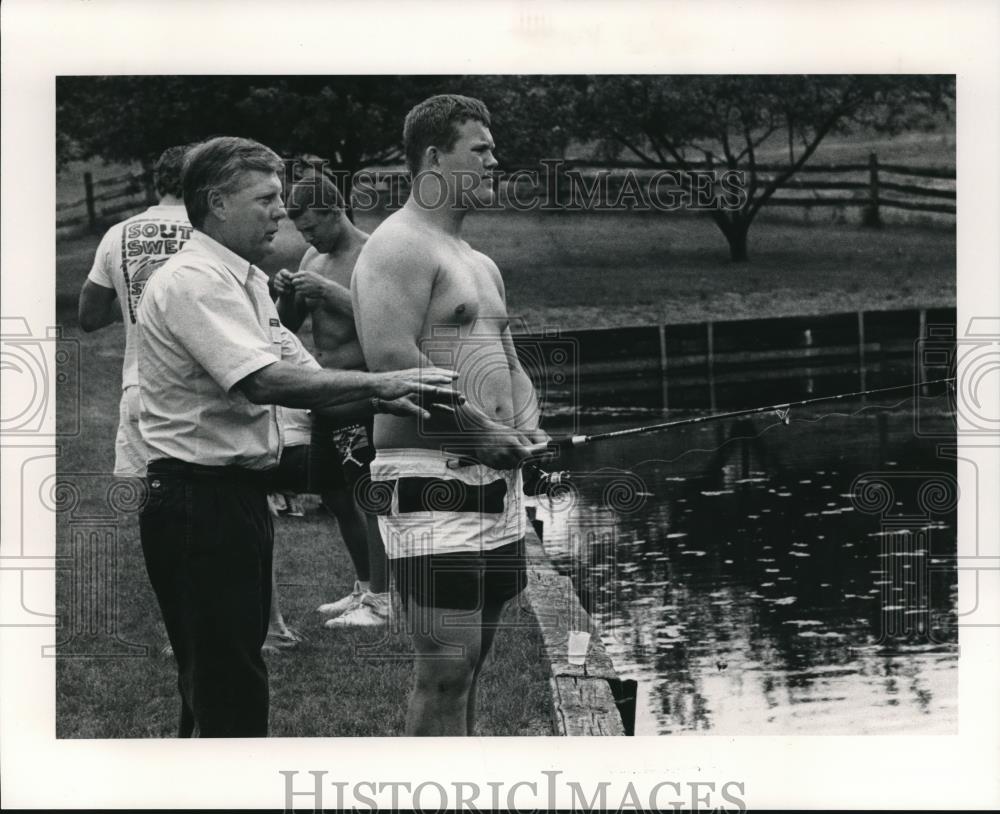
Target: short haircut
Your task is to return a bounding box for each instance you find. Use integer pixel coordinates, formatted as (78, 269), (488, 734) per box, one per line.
(403, 94), (491, 177)
(287, 172), (346, 220)
(181, 136), (284, 228)
(153, 145), (190, 199)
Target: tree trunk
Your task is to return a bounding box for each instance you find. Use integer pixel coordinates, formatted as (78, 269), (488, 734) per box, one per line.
(709, 210), (752, 262)
(725, 220), (750, 262)
(141, 158), (157, 206)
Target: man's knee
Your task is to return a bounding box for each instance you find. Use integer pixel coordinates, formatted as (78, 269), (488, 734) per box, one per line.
(410, 607), (482, 681)
(413, 656), (477, 699)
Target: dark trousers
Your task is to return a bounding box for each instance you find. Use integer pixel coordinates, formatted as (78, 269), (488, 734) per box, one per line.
(140, 459), (274, 737)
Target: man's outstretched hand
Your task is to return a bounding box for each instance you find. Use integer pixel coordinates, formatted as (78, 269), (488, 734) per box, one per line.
(376, 394), (465, 421)
(372, 366), (464, 418)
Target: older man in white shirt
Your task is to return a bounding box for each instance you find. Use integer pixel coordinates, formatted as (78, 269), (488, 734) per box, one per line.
(137, 136), (460, 737)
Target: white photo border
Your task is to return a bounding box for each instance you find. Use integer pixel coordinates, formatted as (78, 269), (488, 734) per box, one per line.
(2, 0), (997, 809)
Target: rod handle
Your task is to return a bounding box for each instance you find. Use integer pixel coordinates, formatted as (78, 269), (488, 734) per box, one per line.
(544, 435), (587, 454)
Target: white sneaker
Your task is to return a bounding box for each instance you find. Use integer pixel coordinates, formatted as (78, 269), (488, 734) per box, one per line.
(324, 592), (390, 628)
(316, 581), (364, 617)
(267, 493), (287, 516)
(285, 495), (305, 517)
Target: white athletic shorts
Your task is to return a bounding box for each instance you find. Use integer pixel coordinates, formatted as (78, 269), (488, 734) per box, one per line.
(370, 448), (525, 559)
(114, 385), (149, 478)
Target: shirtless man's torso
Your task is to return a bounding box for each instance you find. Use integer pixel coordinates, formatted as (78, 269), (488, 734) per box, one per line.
(274, 204), (367, 371)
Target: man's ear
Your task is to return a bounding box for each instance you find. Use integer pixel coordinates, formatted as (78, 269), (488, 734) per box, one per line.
(206, 187), (227, 222)
(424, 145), (440, 169)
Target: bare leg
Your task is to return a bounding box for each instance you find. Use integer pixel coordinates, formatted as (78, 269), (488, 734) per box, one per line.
(268, 571), (287, 632)
(466, 601), (505, 735)
(321, 489), (370, 582)
(405, 602), (482, 736)
(364, 513), (389, 595)
(265, 571), (303, 647)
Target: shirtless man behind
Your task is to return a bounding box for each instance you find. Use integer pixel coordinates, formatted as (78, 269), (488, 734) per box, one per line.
(352, 94), (549, 735)
(273, 174), (390, 627)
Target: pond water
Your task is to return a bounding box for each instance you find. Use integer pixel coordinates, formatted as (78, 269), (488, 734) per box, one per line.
(531, 385), (958, 735)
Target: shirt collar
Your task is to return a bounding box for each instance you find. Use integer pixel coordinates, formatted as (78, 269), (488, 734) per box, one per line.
(145, 203), (187, 213)
(190, 230), (262, 286)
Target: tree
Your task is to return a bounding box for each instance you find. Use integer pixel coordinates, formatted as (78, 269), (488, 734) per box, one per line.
(570, 75), (954, 261)
(457, 75), (581, 166)
(228, 76), (444, 205)
(56, 75), (443, 207)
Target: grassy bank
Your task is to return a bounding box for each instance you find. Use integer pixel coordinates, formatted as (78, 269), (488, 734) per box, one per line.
(55, 321), (553, 738)
(58, 210), (955, 332)
(457, 211), (954, 330)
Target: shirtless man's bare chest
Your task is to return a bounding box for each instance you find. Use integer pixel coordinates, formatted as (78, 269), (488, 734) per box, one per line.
(298, 245), (365, 368)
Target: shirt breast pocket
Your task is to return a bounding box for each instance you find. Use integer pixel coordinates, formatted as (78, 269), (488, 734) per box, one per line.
(268, 318), (283, 357)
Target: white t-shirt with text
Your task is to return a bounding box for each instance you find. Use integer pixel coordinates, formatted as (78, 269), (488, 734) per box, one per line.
(87, 204), (192, 388)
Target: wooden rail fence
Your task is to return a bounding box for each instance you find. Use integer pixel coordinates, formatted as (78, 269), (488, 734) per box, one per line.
(501, 153), (955, 220)
(57, 168), (157, 233)
(57, 153), (955, 234)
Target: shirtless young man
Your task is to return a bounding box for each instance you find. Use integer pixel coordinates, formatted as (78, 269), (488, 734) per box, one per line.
(352, 95), (550, 735)
(273, 174), (390, 627)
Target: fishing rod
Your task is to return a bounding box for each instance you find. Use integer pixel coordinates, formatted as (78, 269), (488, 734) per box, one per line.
(547, 376), (955, 451)
(523, 376), (955, 495)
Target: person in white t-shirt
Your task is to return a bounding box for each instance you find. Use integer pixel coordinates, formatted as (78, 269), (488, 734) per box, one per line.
(78, 144), (194, 477)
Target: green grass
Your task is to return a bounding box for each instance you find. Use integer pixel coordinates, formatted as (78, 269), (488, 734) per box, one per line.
(55, 322), (553, 738)
(457, 210), (954, 326)
(59, 209), (955, 333)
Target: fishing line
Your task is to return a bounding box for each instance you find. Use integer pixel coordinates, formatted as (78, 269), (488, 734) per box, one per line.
(545, 377), (955, 452)
(524, 377), (955, 494)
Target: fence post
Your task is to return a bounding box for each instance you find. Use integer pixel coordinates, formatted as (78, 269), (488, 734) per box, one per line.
(658, 323), (669, 413)
(84, 171), (97, 232)
(918, 308), (928, 396)
(863, 151), (882, 227)
(706, 320), (716, 413)
(142, 160), (157, 205)
(857, 311), (867, 398)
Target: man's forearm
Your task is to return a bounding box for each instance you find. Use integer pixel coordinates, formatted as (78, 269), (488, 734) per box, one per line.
(80, 302), (120, 332)
(78, 282), (121, 332)
(240, 360), (378, 409)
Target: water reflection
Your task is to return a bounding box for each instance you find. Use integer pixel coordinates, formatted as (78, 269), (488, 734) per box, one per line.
(533, 394), (957, 735)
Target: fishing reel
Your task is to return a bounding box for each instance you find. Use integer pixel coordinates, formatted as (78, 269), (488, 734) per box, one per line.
(522, 462), (571, 497)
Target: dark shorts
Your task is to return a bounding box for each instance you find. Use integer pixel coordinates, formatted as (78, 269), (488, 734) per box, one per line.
(269, 416), (374, 495)
(390, 538), (527, 611)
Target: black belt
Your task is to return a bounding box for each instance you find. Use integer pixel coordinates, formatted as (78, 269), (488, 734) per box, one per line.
(147, 458), (277, 488)
(394, 476), (508, 514)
